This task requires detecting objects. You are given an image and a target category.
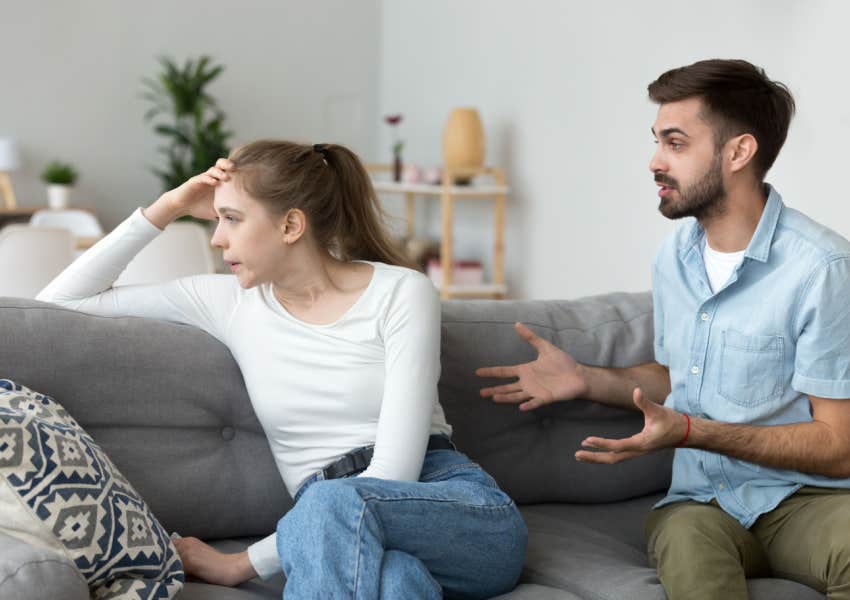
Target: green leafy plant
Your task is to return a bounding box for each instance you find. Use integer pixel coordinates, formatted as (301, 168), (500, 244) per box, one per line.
(41, 161), (78, 185)
(142, 55), (233, 193)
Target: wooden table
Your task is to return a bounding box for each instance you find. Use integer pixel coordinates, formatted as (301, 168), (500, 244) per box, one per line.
(0, 206), (103, 249)
(75, 236), (102, 250)
(0, 207), (43, 228)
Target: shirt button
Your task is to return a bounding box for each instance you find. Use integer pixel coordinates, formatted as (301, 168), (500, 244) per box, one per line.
(691, 366), (700, 374)
(700, 313), (709, 321)
(717, 483), (726, 490)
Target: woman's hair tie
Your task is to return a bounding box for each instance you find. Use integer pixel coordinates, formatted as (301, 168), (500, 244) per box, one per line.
(313, 143), (330, 164)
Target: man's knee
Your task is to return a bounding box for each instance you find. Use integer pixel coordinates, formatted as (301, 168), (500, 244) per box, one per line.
(648, 504), (745, 565)
(821, 520), (850, 582)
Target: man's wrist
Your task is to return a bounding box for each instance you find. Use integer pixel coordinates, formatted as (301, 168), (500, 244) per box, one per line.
(676, 412), (691, 447)
(574, 363), (594, 401)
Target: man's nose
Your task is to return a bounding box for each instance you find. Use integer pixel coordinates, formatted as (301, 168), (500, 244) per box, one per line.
(649, 146), (666, 174)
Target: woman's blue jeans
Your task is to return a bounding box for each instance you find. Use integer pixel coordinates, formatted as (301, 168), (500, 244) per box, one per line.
(276, 448), (528, 599)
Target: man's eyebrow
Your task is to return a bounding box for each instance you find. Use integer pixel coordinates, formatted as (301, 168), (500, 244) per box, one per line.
(651, 126), (690, 138)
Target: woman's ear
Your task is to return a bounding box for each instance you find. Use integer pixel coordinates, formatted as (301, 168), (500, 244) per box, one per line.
(727, 133), (758, 174)
(279, 209), (307, 244)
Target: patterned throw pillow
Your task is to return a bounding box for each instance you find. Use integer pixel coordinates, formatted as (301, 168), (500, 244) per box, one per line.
(0, 379), (183, 599)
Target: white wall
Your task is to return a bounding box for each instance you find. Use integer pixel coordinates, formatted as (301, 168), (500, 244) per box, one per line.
(377, 0), (850, 299)
(4, 1), (848, 300)
(0, 1), (381, 230)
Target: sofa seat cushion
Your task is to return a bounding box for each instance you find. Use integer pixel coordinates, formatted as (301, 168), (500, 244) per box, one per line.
(0, 379), (183, 599)
(519, 496), (825, 600)
(192, 539), (582, 600)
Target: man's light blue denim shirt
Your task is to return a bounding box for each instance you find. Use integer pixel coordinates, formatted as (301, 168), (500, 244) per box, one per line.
(653, 184), (850, 528)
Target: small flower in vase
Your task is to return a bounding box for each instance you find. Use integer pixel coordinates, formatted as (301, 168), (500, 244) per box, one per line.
(384, 114), (404, 182)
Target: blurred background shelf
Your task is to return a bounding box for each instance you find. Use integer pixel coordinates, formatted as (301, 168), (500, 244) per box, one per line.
(370, 166), (508, 299)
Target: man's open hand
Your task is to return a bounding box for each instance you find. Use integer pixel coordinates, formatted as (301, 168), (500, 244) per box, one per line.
(575, 388), (688, 463)
(477, 322), (589, 411)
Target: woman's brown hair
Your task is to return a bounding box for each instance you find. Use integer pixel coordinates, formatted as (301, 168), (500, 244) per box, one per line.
(228, 140), (415, 269)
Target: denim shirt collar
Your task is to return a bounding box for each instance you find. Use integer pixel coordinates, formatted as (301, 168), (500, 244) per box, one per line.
(677, 183), (784, 265)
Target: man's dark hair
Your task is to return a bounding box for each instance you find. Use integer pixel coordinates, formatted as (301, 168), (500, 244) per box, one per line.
(648, 59), (795, 180)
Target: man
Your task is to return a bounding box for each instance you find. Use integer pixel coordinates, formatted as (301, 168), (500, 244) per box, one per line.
(477, 59), (850, 599)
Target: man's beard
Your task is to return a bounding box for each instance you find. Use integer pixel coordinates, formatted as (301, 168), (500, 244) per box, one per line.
(656, 153), (726, 220)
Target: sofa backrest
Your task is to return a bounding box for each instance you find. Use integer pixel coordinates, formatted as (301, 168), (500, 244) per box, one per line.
(0, 298), (288, 541)
(0, 292), (671, 539)
(440, 292), (671, 504)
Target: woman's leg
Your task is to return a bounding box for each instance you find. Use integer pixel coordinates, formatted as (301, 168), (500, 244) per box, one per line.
(379, 550), (442, 600)
(277, 449), (527, 600)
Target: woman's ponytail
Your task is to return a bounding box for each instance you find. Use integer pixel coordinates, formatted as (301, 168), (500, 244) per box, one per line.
(323, 145), (416, 269)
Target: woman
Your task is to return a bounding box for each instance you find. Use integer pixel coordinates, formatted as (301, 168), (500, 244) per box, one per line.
(38, 140), (527, 599)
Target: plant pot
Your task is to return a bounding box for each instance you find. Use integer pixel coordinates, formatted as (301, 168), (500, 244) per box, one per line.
(47, 184), (71, 209)
(442, 108), (485, 183)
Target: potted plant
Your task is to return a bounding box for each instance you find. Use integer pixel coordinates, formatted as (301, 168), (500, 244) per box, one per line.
(141, 55), (233, 206)
(41, 161), (78, 209)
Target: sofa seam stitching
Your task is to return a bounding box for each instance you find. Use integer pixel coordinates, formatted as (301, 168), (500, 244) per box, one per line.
(0, 558), (86, 589)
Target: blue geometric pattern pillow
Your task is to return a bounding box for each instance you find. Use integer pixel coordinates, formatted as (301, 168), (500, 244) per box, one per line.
(0, 379), (183, 599)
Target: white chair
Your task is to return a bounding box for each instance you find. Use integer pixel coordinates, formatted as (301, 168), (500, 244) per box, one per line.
(0, 225), (74, 298)
(30, 209), (105, 258)
(114, 221), (217, 286)
(29, 209), (105, 238)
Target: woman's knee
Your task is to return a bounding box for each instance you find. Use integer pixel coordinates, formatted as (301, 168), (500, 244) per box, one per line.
(278, 480), (364, 537)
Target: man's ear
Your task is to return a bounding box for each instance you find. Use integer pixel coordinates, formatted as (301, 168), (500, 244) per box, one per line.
(279, 208), (307, 244)
(727, 133), (758, 174)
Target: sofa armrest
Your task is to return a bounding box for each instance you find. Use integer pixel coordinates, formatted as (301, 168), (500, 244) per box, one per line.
(0, 532), (89, 600)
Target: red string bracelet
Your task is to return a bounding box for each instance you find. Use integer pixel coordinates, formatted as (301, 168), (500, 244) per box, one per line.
(676, 413), (691, 448)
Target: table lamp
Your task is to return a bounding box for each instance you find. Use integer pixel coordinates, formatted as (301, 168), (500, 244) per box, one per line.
(0, 138), (21, 209)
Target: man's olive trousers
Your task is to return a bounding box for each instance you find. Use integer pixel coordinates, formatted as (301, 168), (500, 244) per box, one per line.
(646, 487), (850, 599)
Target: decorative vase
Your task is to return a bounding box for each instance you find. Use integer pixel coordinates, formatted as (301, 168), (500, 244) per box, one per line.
(393, 153), (403, 183)
(442, 108), (485, 184)
(47, 184), (71, 209)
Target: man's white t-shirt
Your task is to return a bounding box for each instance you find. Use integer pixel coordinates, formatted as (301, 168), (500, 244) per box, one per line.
(37, 208), (452, 578)
(703, 241), (746, 293)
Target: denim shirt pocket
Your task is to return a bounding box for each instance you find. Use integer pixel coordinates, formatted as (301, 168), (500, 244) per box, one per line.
(719, 329), (784, 407)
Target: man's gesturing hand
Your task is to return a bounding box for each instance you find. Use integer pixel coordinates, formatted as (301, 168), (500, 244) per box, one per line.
(476, 322), (589, 411)
(575, 388), (688, 464)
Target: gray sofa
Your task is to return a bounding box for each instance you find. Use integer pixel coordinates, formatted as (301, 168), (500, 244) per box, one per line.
(0, 293), (824, 599)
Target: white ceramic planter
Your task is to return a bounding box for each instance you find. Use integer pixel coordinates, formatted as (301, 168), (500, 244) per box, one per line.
(47, 184), (71, 209)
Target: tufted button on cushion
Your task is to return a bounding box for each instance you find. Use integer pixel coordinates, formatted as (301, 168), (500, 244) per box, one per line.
(221, 426), (235, 441)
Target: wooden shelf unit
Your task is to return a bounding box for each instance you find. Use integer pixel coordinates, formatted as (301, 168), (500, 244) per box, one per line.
(369, 166), (508, 299)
